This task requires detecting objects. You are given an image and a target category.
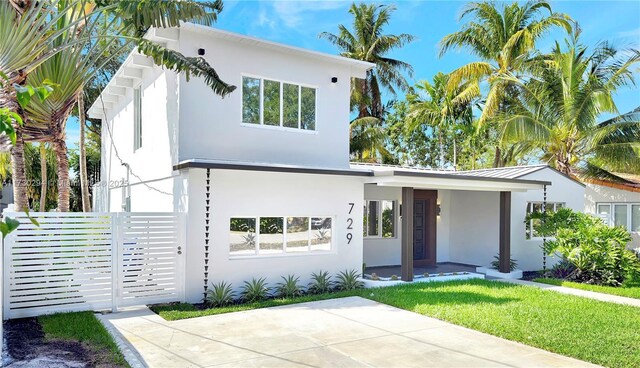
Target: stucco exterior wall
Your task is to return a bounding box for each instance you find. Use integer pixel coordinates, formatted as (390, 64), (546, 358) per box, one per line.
(585, 183), (640, 248)
(448, 191), (500, 267)
(513, 168), (586, 271)
(100, 65), (180, 212)
(184, 169), (364, 302)
(177, 28), (353, 169)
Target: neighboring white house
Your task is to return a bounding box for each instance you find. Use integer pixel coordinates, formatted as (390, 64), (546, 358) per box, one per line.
(88, 23), (635, 303)
(584, 180), (640, 249)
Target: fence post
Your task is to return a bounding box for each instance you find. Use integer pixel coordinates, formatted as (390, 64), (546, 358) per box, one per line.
(3, 213), (16, 321)
(111, 213), (120, 312)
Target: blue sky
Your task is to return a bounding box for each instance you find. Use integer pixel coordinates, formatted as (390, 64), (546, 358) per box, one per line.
(66, 0), (640, 149)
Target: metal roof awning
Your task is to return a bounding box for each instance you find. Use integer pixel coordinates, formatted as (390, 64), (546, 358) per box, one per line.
(174, 159), (373, 177)
(364, 169), (550, 192)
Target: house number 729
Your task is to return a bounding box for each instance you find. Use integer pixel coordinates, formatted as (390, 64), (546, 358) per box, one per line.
(346, 203), (354, 244)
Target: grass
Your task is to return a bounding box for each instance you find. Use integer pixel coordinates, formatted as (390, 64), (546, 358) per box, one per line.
(38, 311), (128, 367)
(533, 277), (640, 299)
(152, 280), (640, 368)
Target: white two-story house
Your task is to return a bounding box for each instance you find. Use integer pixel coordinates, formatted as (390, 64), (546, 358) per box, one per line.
(90, 23), (593, 303)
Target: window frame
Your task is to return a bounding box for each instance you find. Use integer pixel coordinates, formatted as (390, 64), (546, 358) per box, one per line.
(229, 215), (334, 259)
(525, 201), (565, 240)
(240, 74), (318, 133)
(133, 85), (143, 151)
(596, 202), (640, 232)
(364, 200), (397, 239)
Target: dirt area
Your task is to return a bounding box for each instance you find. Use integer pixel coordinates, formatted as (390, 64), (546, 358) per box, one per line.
(3, 318), (111, 368)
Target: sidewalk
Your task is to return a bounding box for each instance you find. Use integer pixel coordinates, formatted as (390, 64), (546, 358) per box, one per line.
(496, 279), (640, 307)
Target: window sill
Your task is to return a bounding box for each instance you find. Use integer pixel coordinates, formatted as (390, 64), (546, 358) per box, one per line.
(229, 250), (336, 260)
(364, 236), (398, 240)
(240, 122), (318, 135)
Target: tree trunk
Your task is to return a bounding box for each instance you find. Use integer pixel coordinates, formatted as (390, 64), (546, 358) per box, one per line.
(11, 128), (28, 211)
(39, 142), (47, 212)
(438, 128), (444, 169)
(1, 80), (29, 211)
(493, 146), (503, 168)
(78, 94), (91, 212)
(53, 136), (69, 212)
(453, 136), (457, 170)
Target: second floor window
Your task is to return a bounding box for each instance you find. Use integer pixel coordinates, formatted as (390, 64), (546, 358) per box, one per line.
(242, 76), (316, 131)
(133, 86), (142, 151)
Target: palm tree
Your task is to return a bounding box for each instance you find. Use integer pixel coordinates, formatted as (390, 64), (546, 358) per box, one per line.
(406, 72), (479, 169)
(439, 0), (572, 166)
(496, 38), (640, 181)
(320, 3), (415, 119)
(19, 0), (235, 211)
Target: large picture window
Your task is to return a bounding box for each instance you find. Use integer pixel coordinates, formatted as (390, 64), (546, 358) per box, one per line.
(241, 76), (317, 131)
(364, 200), (396, 238)
(525, 202), (565, 239)
(596, 203), (640, 232)
(229, 216), (332, 257)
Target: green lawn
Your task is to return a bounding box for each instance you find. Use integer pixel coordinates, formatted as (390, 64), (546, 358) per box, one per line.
(534, 277), (640, 299)
(152, 279), (640, 368)
(38, 311), (128, 367)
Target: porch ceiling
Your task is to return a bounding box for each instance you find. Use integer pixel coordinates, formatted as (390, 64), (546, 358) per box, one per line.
(365, 171), (550, 192)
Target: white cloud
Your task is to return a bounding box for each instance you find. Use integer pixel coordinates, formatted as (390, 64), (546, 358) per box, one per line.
(270, 1), (348, 28)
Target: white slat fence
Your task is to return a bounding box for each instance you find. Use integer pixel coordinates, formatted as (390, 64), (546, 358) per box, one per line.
(2, 212), (185, 319)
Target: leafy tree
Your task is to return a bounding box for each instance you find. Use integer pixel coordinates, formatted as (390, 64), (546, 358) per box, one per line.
(406, 72), (479, 169)
(320, 3), (414, 162)
(15, 0), (235, 211)
(440, 0), (572, 166)
(496, 36), (640, 180)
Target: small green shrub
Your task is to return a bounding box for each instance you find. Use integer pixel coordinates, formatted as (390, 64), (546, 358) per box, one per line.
(335, 269), (364, 290)
(490, 254), (518, 271)
(534, 209), (640, 286)
(205, 281), (236, 307)
(240, 277), (270, 302)
(276, 274), (303, 298)
(308, 271), (333, 294)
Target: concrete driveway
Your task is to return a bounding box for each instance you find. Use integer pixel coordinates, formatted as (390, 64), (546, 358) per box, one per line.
(100, 297), (598, 368)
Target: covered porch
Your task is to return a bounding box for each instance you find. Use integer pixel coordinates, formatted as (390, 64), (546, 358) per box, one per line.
(358, 165), (550, 282)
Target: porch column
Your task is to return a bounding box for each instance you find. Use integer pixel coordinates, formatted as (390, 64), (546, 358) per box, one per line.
(499, 191), (511, 273)
(401, 187), (414, 281)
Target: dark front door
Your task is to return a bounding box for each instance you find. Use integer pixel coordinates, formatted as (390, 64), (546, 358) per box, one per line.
(413, 190), (437, 266)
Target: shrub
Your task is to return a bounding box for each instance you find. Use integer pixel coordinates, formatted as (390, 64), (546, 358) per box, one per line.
(490, 254), (518, 271)
(541, 210), (640, 286)
(275, 275), (303, 298)
(308, 271), (333, 294)
(550, 259), (576, 279)
(240, 277), (270, 303)
(335, 269), (364, 291)
(205, 281), (236, 307)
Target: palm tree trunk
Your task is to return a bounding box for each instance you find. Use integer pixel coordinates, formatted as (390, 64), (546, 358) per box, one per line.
(78, 94), (91, 212)
(493, 146), (503, 168)
(53, 135), (69, 212)
(1, 81), (29, 211)
(11, 128), (28, 211)
(438, 128), (444, 169)
(453, 136), (457, 170)
(39, 142), (47, 212)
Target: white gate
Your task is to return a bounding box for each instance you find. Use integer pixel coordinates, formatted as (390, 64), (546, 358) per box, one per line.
(2, 212), (185, 319)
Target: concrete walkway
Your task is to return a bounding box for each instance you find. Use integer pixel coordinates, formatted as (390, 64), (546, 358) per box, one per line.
(99, 297), (598, 368)
(496, 279), (640, 307)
